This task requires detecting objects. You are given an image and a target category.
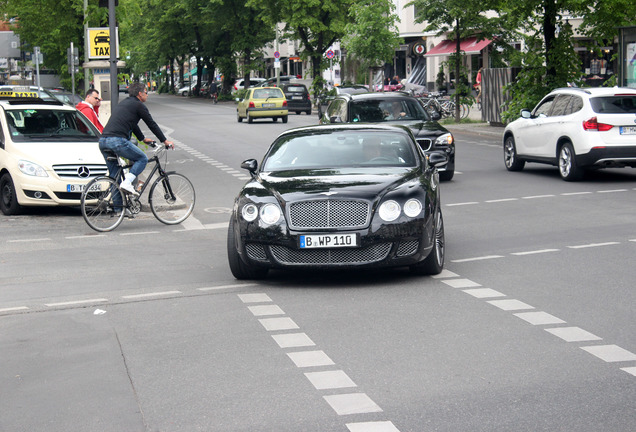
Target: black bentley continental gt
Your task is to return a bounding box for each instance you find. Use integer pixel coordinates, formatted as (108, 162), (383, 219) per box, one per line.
(227, 124), (447, 279)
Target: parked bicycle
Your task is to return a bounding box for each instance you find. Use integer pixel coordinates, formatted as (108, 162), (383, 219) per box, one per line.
(419, 93), (470, 120)
(80, 142), (195, 232)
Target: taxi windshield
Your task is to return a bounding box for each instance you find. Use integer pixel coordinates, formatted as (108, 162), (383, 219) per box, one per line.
(5, 108), (100, 141)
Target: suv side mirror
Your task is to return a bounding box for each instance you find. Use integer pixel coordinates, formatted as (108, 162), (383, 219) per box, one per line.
(329, 116), (341, 123)
(429, 111), (442, 121)
(520, 109), (532, 119)
(428, 152), (448, 168)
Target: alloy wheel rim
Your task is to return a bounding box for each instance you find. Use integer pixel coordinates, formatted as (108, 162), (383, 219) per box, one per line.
(560, 147), (571, 176)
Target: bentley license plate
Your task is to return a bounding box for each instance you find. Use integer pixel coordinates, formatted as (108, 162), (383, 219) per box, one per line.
(299, 234), (358, 249)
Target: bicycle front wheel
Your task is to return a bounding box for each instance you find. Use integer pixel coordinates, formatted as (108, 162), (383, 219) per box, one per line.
(149, 172), (195, 225)
(81, 176), (125, 232)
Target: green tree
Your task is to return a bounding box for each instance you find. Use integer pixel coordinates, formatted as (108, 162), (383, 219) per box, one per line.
(342, 0), (402, 89)
(249, 0), (355, 96)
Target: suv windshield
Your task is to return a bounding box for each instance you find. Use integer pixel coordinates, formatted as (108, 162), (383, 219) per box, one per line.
(350, 98), (430, 122)
(6, 108), (100, 141)
(589, 95), (636, 114)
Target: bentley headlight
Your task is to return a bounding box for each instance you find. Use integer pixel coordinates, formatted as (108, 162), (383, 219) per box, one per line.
(260, 203), (282, 225)
(18, 160), (48, 177)
(435, 133), (453, 146)
(404, 199), (422, 217)
(241, 203), (258, 222)
(379, 200), (401, 222)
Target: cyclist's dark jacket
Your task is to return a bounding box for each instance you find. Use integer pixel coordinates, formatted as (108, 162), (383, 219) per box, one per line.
(101, 95), (167, 142)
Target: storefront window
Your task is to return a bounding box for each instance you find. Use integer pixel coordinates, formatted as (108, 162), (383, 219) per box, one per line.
(620, 26), (636, 88)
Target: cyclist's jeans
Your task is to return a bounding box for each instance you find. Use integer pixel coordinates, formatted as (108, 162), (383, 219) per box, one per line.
(99, 137), (148, 210)
(99, 136), (148, 178)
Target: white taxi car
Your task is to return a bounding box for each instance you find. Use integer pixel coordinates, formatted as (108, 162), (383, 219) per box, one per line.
(0, 97), (107, 215)
(503, 87), (636, 181)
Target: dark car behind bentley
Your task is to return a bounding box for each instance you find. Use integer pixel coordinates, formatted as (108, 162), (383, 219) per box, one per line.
(227, 124), (446, 279)
(319, 92), (455, 181)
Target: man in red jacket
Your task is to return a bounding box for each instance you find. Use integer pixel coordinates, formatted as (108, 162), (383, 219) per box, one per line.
(75, 89), (104, 132)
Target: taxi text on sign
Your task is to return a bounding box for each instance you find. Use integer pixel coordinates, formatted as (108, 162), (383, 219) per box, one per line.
(87, 27), (119, 59)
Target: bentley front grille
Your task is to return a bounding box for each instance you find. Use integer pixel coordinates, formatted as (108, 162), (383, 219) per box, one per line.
(270, 243), (391, 266)
(288, 200), (369, 230)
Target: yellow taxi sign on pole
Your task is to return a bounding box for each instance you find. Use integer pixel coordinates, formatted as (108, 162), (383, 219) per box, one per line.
(87, 27), (119, 59)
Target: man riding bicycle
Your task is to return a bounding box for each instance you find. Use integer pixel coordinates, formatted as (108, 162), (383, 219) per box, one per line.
(99, 82), (173, 196)
(209, 81), (218, 102)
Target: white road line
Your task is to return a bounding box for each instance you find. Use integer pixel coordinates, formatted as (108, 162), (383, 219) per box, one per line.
(545, 327), (602, 342)
(200, 283), (257, 293)
(581, 345), (636, 363)
(446, 202), (479, 207)
(45, 298), (108, 307)
(305, 370), (357, 390)
(347, 421), (401, 432)
(237, 292), (271, 302)
(432, 269), (459, 279)
(287, 350), (335, 368)
(514, 311), (566, 325)
(323, 393), (383, 415)
(522, 194), (555, 199)
(463, 288), (506, 298)
(487, 299), (534, 311)
(441, 278), (481, 288)
(121, 290), (181, 299)
(561, 191), (592, 196)
(621, 367), (636, 377)
(247, 305), (285, 316)
(450, 255), (504, 263)
(7, 238), (51, 243)
(598, 189), (628, 193)
(485, 198), (518, 203)
(119, 231), (160, 236)
(0, 306), (29, 313)
(511, 249), (560, 256)
(271, 333), (315, 348)
(259, 317), (299, 331)
(66, 235), (107, 239)
(567, 242), (620, 249)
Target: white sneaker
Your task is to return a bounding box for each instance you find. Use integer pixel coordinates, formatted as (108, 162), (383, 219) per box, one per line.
(120, 181), (139, 196)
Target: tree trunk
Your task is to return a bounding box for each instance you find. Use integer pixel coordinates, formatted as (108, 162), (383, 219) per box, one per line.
(455, 19), (461, 123)
(542, 0), (558, 82)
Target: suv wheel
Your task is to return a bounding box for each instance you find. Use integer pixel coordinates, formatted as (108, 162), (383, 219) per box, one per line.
(504, 136), (525, 171)
(1, 173), (22, 215)
(558, 142), (583, 181)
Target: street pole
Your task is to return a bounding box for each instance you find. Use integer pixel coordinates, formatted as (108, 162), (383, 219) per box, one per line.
(70, 42), (75, 97)
(108, 0), (118, 110)
(34, 46), (41, 97)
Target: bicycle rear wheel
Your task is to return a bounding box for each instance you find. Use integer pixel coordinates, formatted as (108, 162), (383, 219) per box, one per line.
(81, 176), (125, 232)
(149, 172), (195, 225)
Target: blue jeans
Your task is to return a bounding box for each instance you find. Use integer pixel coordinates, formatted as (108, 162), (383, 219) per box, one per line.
(98, 137), (148, 210)
(98, 136), (148, 178)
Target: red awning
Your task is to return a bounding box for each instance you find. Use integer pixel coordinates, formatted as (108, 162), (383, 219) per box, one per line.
(424, 37), (492, 57)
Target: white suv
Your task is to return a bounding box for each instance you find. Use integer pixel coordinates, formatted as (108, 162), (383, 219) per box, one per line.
(0, 97), (107, 215)
(503, 87), (636, 181)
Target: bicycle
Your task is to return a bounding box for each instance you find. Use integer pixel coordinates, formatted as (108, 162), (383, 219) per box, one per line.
(80, 142), (196, 232)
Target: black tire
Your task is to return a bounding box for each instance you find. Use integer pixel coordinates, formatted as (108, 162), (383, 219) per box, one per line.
(272, 117), (277, 122)
(227, 217), (269, 280)
(0, 173), (22, 215)
(306, 109), (312, 115)
(237, 111), (243, 123)
(247, 112), (253, 124)
(282, 115), (288, 124)
(149, 172), (196, 224)
(80, 176), (125, 232)
(410, 206), (445, 275)
(503, 135), (525, 171)
(558, 142), (583, 181)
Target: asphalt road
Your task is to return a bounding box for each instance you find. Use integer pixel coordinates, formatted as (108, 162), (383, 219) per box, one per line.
(1, 94), (635, 432)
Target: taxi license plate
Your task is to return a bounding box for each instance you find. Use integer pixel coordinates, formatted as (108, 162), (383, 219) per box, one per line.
(262, 103), (275, 108)
(67, 183), (100, 193)
(299, 234), (358, 249)
(620, 126), (636, 135)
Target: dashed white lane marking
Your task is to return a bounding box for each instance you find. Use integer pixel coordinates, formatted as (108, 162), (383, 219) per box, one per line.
(66, 234), (107, 239)
(598, 189), (628, 193)
(347, 421), (401, 432)
(324, 393), (383, 415)
(305, 370), (357, 390)
(514, 311), (566, 325)
(287, 351), (335, 368)
(121, 290), (181, 299)
(446, 202), (478, 207)
(487, 299), (534, 311)
(119, 231), (160, 236)
(581, 345), (636, 363)
(172, 141), (249, 183)
(199, 283), (257, 292)
(239, 294), (400, 430)
(451, 255), (504, 263)
(511, 249), (560, 256)
(567, 242), (620, 249)
(45, 298), (108, 307)
(0, 306), (29, 313)
(438, 270), (636, 377)
(446, 188), (635, 207)
(545, 327), (602, 342)
(8, 238), (51, 243)
(522, 194), (555, 200)
(272, 333), (315, 348)
(486, 198), (518, 203)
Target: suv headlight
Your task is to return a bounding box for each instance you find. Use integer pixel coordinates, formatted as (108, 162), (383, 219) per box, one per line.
(435, 133), (453, 146)
(18, 160), (48, 177)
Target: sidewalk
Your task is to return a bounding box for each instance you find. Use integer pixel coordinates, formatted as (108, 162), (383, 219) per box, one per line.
(442, 105), (505, 140)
